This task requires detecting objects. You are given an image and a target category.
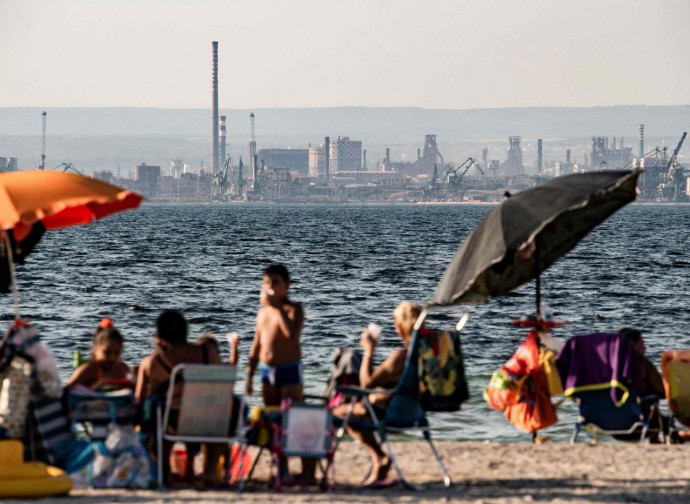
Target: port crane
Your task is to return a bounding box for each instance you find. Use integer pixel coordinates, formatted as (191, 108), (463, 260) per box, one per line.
(39, 111), (47, 170)
(666, 132), (688, 201)
(443, 157), (485, 186)
(53, 162), (84, 176)
(213, 155), (233, 196)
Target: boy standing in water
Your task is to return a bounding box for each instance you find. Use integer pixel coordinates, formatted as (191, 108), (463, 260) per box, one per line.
(246, 264), (314, 483)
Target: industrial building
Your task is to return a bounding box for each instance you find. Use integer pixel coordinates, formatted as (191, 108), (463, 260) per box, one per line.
(308, 144), (326, 177)
(135, 164), (161, 196)
(0, 157), (17, 172)
(498, 137), (524, 177)
(258, 148), (309, 174)
(329, 137), (362, 172)
(590, 137), (632, 170)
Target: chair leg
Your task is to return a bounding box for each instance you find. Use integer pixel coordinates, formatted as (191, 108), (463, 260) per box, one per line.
(156, 406), (164, 490)
(424, 430), (451, 488)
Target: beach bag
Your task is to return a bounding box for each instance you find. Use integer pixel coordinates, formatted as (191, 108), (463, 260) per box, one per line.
(539, 347), (563, 396)
(503, 368), (558, 434)
(323, 347), (362, 408)
(0, 356), (33, 439)
(73, 424), (153, 489)
(418, 329), (469, 412)
(7, 323), (61, 398)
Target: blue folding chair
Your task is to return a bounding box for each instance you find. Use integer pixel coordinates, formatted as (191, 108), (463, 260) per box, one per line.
(334, 312), (469, 490)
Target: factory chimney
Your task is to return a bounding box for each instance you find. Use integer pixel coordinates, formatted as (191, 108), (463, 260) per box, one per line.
(537, 139), (543, 175)
(417, 148), (421, 161)
(639, 124), (645, 159)
(211, 41), (219, 174)
(363, 149), (367, 169)
(566, 149), (571, 164)
(324, 136), (330, 184)
(219, 115), (227, 167)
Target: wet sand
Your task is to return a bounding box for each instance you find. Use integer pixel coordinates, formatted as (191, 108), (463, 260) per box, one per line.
(9, 440), (690, 503)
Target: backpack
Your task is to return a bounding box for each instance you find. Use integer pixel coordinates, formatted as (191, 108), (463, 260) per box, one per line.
(417, 329), (469, 412)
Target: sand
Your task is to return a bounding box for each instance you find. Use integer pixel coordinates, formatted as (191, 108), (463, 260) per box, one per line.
(6, 440), (690, 503)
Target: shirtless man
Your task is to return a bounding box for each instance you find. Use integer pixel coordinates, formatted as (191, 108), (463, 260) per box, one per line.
(135, 310), (221, 486)
(246, 264), (315, 482)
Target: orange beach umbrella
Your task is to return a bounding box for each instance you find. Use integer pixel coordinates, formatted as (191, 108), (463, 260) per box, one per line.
(0, 170), (142, 235)
(0, 170), (143, 319)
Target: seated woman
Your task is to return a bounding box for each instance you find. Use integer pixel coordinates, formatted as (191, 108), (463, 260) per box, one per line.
(135, 310), (222, 487)
(332, 301), (422, 488)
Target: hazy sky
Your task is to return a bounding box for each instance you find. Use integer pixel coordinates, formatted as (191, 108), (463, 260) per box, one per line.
(2, 0), (689, 109)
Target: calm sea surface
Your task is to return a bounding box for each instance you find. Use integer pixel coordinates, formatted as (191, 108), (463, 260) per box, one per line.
(5, 204), (690, 442)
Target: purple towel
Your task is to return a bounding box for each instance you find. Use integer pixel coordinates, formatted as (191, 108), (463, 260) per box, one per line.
(556, 333), (643, 403)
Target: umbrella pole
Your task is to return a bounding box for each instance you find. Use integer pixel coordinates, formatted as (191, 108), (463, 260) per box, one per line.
(1, 230), (21, 322)
(535, 243), (541, 320)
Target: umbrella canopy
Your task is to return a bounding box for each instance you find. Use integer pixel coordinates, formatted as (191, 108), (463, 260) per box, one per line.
(0, 170), (142, 233)
(0, 170), (142, 316)
(429, 170), (640, 307)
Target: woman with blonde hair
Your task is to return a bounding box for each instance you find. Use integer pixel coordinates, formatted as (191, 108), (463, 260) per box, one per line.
(332, 300), (422, 488)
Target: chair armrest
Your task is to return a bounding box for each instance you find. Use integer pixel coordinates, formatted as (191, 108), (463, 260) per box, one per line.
(336, 385), (396, 396)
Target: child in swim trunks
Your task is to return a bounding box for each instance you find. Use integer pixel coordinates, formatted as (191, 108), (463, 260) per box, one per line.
(66, 318), (130, 390)
(247, 264), (315, 483)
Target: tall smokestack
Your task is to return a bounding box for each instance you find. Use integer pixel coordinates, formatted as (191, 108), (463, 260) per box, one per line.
(211, 41), (219, 174)
(219, 115), (227, 167)
(363, 149), (367, 169)
(566, 149), (571, 164)
(324, 136), (330, 183)
(639, 124), (645, 159)
(537, 139), (543, 175)
(417, 147), (421, 161)
(386, 148), (390, 169)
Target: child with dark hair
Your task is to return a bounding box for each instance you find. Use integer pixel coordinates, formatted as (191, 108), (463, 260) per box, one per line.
(66, 318), (130, 390)
(246, 263), (315, 484)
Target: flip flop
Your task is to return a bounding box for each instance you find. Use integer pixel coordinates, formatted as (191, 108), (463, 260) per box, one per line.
(361, 477), (399, 489)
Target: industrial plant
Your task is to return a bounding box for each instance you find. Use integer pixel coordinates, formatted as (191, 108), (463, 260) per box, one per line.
(2, 42), (687, 205)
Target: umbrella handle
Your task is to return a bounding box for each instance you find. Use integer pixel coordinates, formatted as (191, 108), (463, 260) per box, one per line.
(1, 230), (21, 322)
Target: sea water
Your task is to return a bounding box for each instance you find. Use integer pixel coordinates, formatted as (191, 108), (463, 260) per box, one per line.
(6, 204), (690, 442)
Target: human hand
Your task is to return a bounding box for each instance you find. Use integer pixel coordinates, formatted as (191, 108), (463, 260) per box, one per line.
(260, 287), (276, 306)
(361, 329), (378, 354)
(226, 331), (240, 349)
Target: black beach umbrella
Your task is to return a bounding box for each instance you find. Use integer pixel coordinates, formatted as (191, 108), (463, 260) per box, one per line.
(428, 170), (641, 311)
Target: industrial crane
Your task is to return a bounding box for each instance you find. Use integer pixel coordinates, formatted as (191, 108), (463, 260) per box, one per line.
(443, 157), (485, 187)
(40, 111), (47, 170)
(213, 155), (233, 196)
(53, 162), (84, 175)
(667, 132), (688, 201)
(249, 113), (258, 191)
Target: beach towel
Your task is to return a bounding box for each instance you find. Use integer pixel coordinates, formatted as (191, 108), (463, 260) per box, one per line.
(556, 333), (643, 406)
(418, 328), (469, 412)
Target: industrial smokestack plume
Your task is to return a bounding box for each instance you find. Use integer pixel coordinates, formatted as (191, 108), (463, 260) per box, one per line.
(537, 139), (543, 175)
(639, 124), (644, 159)
(324, 136), (330, 183)
(219, 115), (227, 166)
(211, 41), (219, 174)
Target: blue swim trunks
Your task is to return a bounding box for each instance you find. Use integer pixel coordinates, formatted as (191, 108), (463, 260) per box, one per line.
(259, 361), (303, 387)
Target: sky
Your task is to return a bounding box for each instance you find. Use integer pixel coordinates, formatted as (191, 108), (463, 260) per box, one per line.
(1, 0), (689, 109)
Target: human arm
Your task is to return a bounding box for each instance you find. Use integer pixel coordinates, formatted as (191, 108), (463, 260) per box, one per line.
(245, 316), (262, 396)
(358, 329), (406, 389)
(227, 332), (240, 366)
(134, 355), (152, 403)
(65, 363), (94, 389)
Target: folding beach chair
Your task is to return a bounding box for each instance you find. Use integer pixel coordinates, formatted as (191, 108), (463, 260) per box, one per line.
(661, 350), (690, 430)
(66, 386), (135, 441)
(557, 333), (663, 444)
(156, 363), (242, 488)
(334, 313), (469, 490)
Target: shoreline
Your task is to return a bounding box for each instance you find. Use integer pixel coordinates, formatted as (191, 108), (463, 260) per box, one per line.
(12, 440), (690, 503)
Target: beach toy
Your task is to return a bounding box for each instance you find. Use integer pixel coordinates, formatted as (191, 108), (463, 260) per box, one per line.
(0, 440), (72, 498)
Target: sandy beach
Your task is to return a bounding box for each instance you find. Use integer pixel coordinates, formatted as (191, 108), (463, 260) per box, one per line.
(8, 440), (690, 503)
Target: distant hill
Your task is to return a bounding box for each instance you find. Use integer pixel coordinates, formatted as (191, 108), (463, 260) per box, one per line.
(1, 105), (688, 139)
(0, 106), (687, 172)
